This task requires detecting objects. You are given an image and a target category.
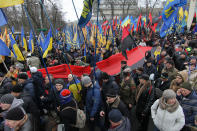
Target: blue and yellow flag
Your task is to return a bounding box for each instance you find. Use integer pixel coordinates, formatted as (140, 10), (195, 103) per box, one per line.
(43, 28), (53, 58)
(0, 39), (11, 56)
(121, 15), (130, 27)
(0, 0), (24, 8)
(9, 33), (25, 61)
(28, 31), (34, 53)
(78, 0), (94, 28)
(21, 26), (27, 51)
(0, 9), (7, 27)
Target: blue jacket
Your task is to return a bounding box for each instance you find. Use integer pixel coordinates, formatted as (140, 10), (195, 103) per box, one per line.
(86, 81), (101, 118)
(22, 79), (35, 99)
(177, 91), (197, 126)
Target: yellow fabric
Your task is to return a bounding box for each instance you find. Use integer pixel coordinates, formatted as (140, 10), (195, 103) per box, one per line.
(31, 39), (34, 53)
(43, 37), (53, 58)
(69, 83), (82, 102)
(179, 7), (184, 21)
(23, 37), (27, 51)
(13, 43), (25, 61)
(0, 0), (24, 8)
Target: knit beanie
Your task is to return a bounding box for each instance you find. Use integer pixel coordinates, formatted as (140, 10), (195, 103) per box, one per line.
(54, 79), (65, 86)
(139, 74), (149, 81)
(17, 73), (28, 80)
(81, 76), (92, 86)
(162, 89), (176, 101)
(181, 82), (193, 91)
(106, 89), (117, 98)
(6, 107), (25, 120)
(11, 84), (23, 93)
(108, 109), (123, 123)
(59, 89), (72, 105)
(0, 94), (14, 104)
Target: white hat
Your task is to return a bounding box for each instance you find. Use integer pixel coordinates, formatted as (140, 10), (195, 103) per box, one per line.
(27, 53), (31, 57)
(30, 67), (37, 73)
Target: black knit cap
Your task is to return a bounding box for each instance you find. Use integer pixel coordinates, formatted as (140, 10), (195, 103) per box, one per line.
(108, 109), (123, 123)
(6, 107), (25, 120)
(11, 84), (23, 93)
(0, 94), (14, 104)
(139, 74), (149, 81)
(106, 89), (117, 98)
(17, 73), (28, 80)
(101, 72), (110, 80)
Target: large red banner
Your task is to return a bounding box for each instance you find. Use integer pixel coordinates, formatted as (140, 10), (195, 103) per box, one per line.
(28, 46), (152, 78)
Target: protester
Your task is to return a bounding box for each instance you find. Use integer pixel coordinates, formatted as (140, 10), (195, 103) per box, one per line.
(151, 89), (185, 131)
(162, 59), (178, 81)
(108, 109), (131, 131)
(0, 72), (13, 95)
(154, 72), (171, 91)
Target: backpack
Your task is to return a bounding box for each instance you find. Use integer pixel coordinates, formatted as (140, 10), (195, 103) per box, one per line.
(62, 100), (86, 128)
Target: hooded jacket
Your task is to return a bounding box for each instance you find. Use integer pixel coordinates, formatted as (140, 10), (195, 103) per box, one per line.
(108, 117), (131, 131)
(151, 99), (185, 131)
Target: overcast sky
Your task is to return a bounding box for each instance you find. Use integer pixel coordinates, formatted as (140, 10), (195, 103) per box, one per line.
(56, 0), (164, 22)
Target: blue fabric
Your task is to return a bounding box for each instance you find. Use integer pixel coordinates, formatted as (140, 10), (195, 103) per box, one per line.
(0, 9), (7, 27)
(86, 81), (101, 117)
(0, 39), (11, 56)
(177, 91), (197, 126)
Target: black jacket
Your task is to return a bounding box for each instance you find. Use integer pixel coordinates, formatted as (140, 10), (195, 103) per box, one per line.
(154, 78), (171, 91)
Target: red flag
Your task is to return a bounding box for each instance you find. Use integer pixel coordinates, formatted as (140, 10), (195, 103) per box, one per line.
(149, 12), (152, 25)
(136, 14), (142, 32)
(131, 24), (134, 33)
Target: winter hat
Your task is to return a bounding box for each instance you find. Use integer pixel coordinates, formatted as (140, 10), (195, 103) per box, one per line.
(11, 84), (23, 93)
(180, 82), (193, 91)
(6, 107), (25, 120)
(161, 72), (168, 79)
(81, 76), (92, 86)
(59, 89), (72, 105)
(106, 89), (117, 98)
(17, 73), (28, 80)
(139, 74), (149, 81)
(30, 67), (37, 73)
(166, 59), (174, 66)
(54, 79), (65, 86)
(162, 89), (176, 101)
(102, 72), (110, 80)
(108, 109), (123, 123)
(0, 94), (14, 104)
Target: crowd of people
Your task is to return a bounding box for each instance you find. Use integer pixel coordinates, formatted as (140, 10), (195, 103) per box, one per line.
(0, 32), (197, 131)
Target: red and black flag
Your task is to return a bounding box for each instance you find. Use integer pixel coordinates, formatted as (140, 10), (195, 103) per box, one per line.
(121, 27), (136, 60)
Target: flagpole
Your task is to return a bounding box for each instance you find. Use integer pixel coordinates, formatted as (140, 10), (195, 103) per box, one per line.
(0, 56), (8, 72)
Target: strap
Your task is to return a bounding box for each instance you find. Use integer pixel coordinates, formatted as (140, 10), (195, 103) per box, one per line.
(148, 85), (153, 95)
(61, 106), (76, 112)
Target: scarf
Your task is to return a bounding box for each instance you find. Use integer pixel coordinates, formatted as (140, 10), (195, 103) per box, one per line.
(159, 97), (179, 113)
(136, 81), (151, 103)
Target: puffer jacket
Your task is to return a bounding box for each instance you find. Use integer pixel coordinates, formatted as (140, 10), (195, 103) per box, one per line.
(177, 91), (197, 126)
(151, 99), (185, 131)
(170, 71), (188, 92)
(21, 79), (35, 100)
(108, 117), (131, 131)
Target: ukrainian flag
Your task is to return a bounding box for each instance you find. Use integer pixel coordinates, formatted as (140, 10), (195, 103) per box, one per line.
(21, 26), (27, 51)
(121, 16), (130, 28)
(28, 31), (34, 53)
(9, 34), (25, 61)
(43, 28), (53, 58)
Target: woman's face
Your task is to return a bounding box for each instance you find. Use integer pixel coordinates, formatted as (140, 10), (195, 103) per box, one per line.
(167, 98), (176, 105)
(55, 84), (63, 91)
(175, 76), (183, 84)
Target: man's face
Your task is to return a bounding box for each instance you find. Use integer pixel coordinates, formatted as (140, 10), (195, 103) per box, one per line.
(55, 84), (63, 91)
(175, 76), (183, 84)
(45, 77), (49, 84)
(180, 54), (186, 59)
(10, 67), (14, 73)
(106, 97), (116, 104)
(180, 88), (191, 96)
(5, 119), (20, 129)
(166, 63), (172, 69)
(121, 63), (126, 68)
(190, 59), (196, 64)
(17, 79), (26, 84)
(0, 77), (3, 82)
(68, 76), (73, 82)
(0, 103), (11, 110)
(147, 62), (152, 67)
(103, 79), (108, 83)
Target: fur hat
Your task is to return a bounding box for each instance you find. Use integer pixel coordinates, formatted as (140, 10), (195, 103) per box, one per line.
(162, 89), (176, 100)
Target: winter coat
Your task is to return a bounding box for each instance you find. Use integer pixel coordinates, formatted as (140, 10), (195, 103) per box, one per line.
(108, 117), (131, 131)
(120, 78), (136, 106)
(21, 79), (35, 100)
(102, 77), (119, 99)
(26, 56), (41, 69)
(170, 71), (188, 92)
(162, 66), (178, 81)
(143, 64), (158, 77)
(18, 115), (33, 131)
(135, 81), (155, 119)
(86, 81), (101, 118)
(18, 92), (40, 118)
(120, 65), (129, 80)
(0, 77), (12, 95)
(67, 78), (82, 103)
(151, 99), (185, 131)
(175, 57), (188, 71)
(154, 78), (170, 91)
(177, 91), (197, 126)
(59, 99), (77, 128)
